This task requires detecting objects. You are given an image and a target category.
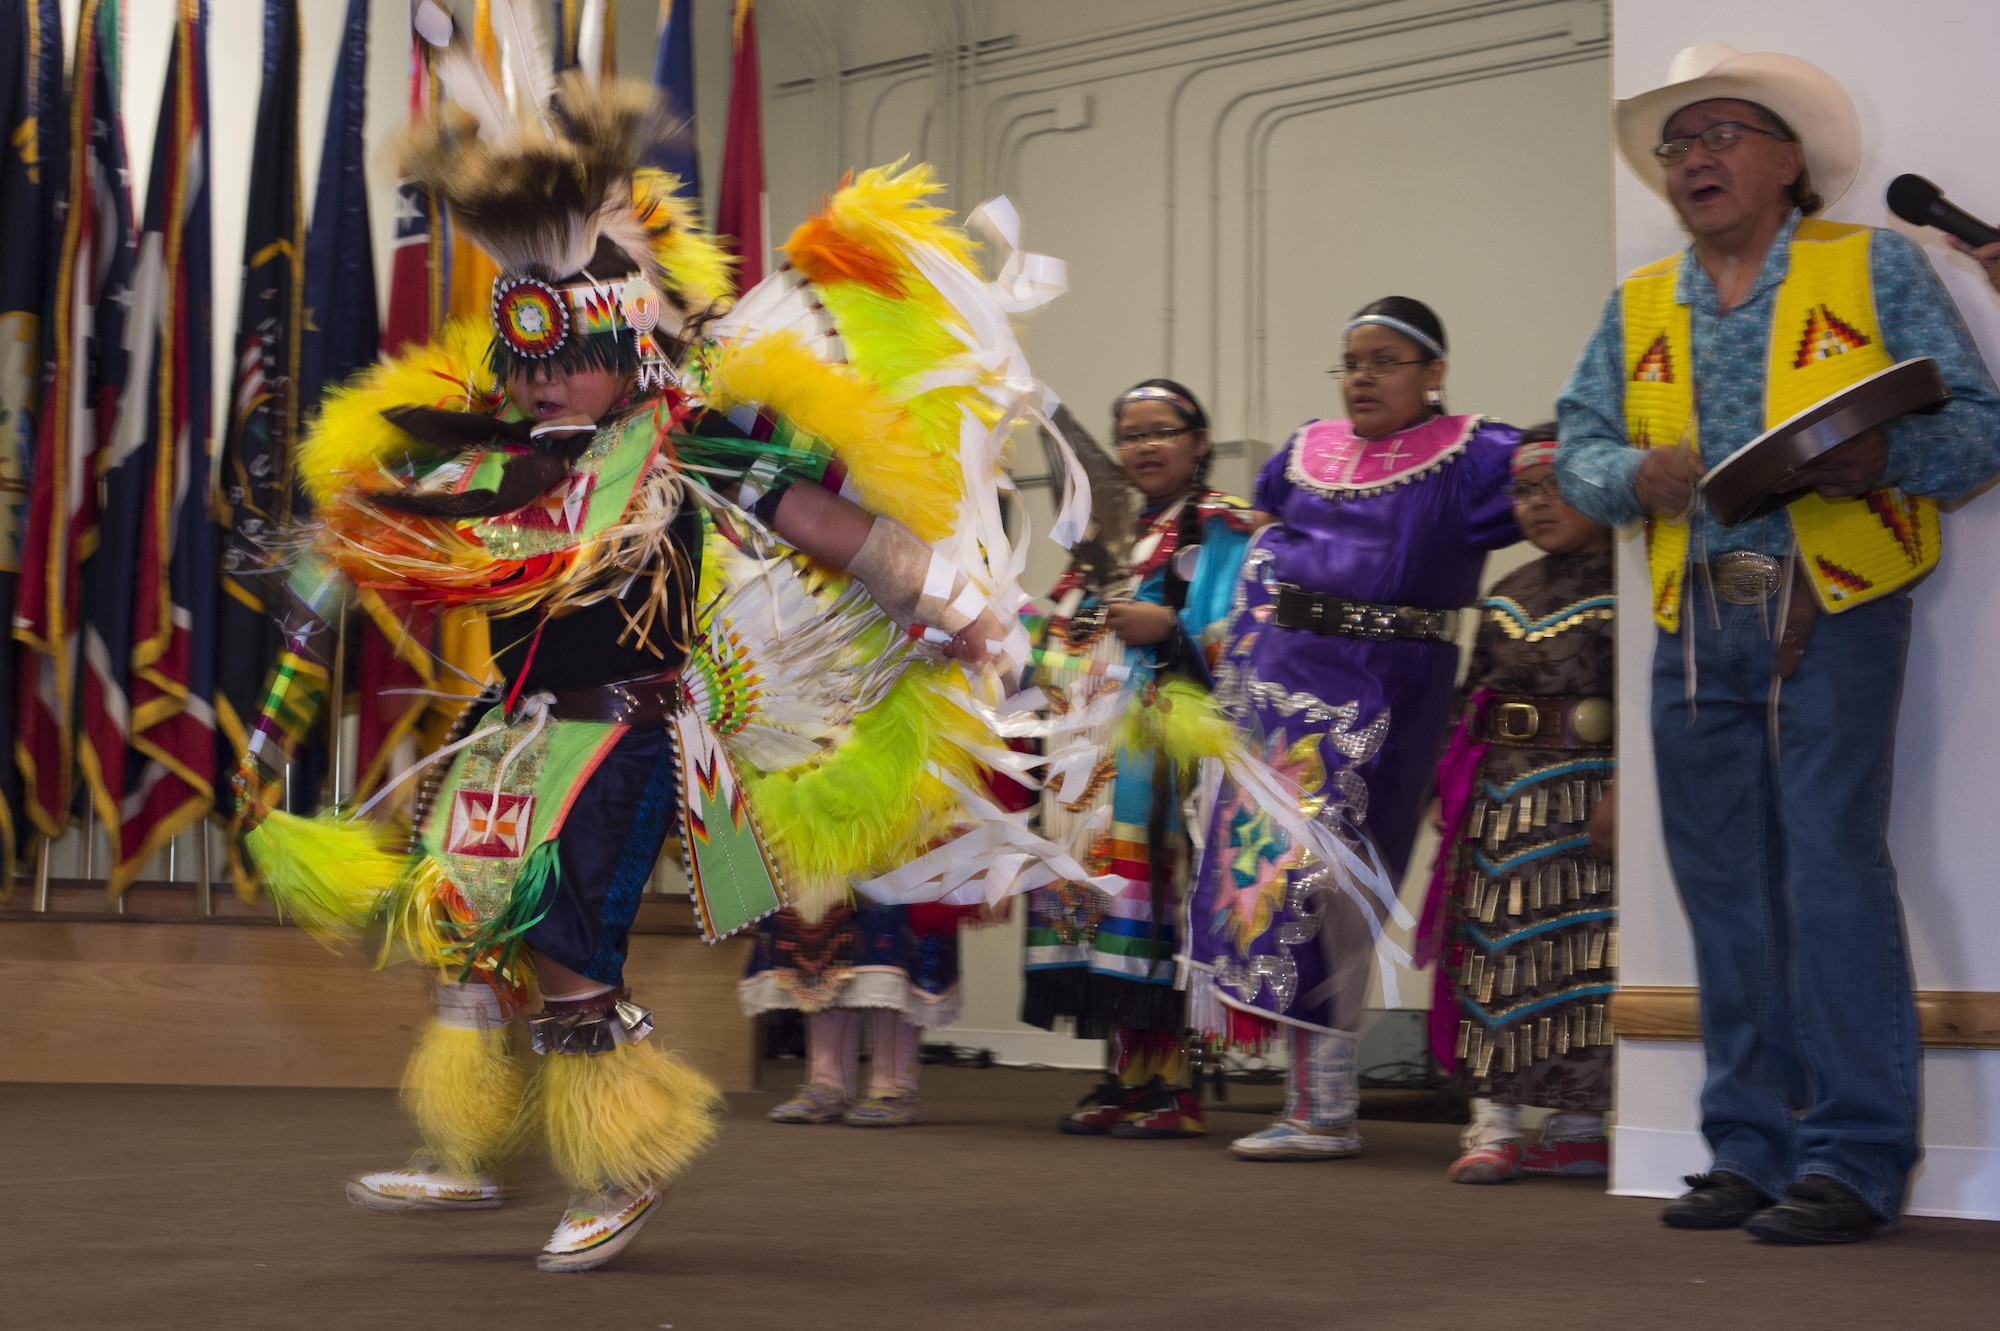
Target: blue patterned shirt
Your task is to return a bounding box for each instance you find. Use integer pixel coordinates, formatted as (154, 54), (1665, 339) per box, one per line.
(1554, 210), (2000, 556)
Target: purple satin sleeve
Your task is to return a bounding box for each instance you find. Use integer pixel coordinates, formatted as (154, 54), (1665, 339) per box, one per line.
(1257, 417), (1524, 609)
(1254, 446), (1292, 514)
(1461, 420), (1525, 551)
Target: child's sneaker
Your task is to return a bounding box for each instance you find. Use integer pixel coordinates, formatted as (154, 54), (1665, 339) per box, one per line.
(844, 1092), (921, 1127)
(1228, 1118), (1363, 1161)
(1521, 1134), (1609, 1176)
(768, 1082), (849, 1124)
(1447, 1139), (1524, 1184)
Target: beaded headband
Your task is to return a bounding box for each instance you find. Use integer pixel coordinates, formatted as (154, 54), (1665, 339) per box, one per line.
(1344, 313), (1446, 360)
(489, 272), (676, 390)
(1512, 439), (1560, 476)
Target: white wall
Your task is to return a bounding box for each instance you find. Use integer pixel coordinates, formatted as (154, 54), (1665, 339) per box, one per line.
(1610, 0), (2000, 1220)
(754, 0), (1616, 1061)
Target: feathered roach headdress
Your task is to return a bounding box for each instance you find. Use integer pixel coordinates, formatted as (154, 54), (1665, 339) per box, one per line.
(406, 0), (734, 386)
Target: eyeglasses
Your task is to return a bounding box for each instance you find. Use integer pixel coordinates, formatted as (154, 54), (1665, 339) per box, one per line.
(1329, 355), (1426, 379)
(1505, 477), (1564, 503)
(1652, 120), (1783, 164)
(1116, 426), (1191, 449)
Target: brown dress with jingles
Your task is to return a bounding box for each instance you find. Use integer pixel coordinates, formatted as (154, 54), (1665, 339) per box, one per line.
(1445, 548), (1616, 1110)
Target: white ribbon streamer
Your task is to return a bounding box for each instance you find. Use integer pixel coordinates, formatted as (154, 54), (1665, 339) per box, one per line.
(966, 196), (1070, 315)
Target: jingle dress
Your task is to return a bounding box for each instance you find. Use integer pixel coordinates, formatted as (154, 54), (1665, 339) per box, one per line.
(1432, 548), (1616, 1107)
(1186, 412), (1519, 1039)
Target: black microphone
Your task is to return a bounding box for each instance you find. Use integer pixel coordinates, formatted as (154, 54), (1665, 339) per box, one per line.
(1887, 174), (2000, 248)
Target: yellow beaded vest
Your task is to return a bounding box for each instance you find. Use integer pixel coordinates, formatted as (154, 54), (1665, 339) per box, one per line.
(1621, 218), (1939, 631)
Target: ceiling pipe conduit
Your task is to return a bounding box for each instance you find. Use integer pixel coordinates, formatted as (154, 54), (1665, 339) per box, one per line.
(1239, 45), (1604, 441)
(1166, 0), (1598, 377)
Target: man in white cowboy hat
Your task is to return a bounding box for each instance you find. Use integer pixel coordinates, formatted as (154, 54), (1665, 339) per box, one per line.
(1555, 43), (2000, 1243)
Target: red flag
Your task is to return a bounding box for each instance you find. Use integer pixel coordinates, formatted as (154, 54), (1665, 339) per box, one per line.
(115, 0), (216, 893)
(381, 32), (442, 356)
(716, 0), (765, 286)
(17, 0), (135, 843)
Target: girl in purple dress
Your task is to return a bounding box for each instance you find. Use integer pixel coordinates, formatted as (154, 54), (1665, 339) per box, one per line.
(1183, 297), (1521, 1161)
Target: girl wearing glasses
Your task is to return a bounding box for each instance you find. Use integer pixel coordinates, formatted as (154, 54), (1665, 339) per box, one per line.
(1025, 380), (1256, 1139)
(1185, 297), (1522, 1161)
(1418, 425), (1618, 1184)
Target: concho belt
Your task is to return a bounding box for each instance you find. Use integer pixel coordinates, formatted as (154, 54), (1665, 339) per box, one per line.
(1272, 583), (1458, 642)
(1484, 693), (1613, 749)
(1708, 551), (1783, 605)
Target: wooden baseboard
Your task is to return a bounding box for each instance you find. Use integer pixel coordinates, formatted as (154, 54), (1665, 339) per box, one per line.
(0, 907), (758, 1091)
(1613, 985), (2000, 1050)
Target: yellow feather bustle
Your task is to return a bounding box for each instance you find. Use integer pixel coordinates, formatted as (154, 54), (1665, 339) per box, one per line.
(297, 318), (502, 508)
(818, 160), (978, 272)
(704, 330), (964, 543)
(532, 1041), (725, 1192)
(776, 159), (998, 474)
(404, 1020), (526, 1177)
(740, 666), (985, 918)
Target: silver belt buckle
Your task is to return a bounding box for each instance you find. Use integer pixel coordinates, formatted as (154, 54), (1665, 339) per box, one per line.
(1711, 551), (1781, 605)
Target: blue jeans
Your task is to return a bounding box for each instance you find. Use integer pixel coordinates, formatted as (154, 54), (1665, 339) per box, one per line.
(1651, 592), (1921, 1219)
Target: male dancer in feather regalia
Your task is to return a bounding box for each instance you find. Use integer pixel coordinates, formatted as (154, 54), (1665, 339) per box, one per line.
(230, 21), (1083, 1268)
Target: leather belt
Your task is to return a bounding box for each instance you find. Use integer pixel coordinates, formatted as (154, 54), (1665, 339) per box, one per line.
(1484, 694), (1614, 749)
(1271, 584), (1458, 642)
(546, 673), (684, 728)
(1708, 551), (1783, 605)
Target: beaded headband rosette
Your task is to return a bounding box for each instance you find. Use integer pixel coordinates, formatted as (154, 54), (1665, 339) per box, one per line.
(404, 13), (735, 387)
(487, 264), (683, 389)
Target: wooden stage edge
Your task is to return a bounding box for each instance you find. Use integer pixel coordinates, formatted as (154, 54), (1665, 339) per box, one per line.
(0, 895), (759, 1092)
(1613, 985), (2000, 1050)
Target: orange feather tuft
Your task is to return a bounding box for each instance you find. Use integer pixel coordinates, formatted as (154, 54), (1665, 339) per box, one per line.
(783, 213), (907, 297)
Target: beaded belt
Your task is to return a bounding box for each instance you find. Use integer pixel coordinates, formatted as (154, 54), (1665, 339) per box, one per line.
(1271, 583), (1458, 642)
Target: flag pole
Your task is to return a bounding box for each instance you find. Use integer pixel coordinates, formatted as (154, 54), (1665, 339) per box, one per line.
(329, 601), (348, 809)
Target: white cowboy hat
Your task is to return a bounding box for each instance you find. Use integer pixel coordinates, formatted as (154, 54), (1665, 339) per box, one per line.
(1615, 42), (1861, 208)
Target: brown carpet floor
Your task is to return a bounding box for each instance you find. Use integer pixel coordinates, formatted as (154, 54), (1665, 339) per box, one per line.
(4, 1066), (1995, 1330)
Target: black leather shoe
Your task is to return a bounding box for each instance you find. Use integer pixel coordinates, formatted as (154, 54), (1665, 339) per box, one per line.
(1745, 1175), (1888, 1245)
(1660, 1170), (1773, 1229)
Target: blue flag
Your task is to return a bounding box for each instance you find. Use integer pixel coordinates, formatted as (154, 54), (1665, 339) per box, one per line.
(215, 0), (303, 836)
(0, 0), (63, 880)
(648, 0), (701, 203)
(298, 0), (378, 424)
